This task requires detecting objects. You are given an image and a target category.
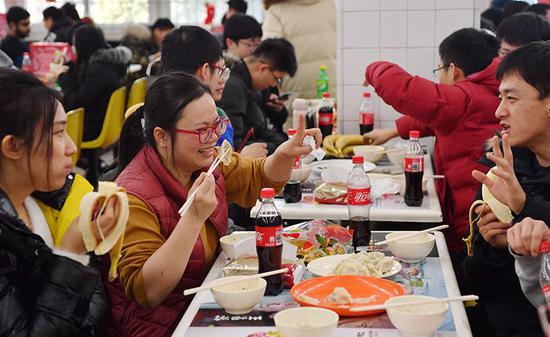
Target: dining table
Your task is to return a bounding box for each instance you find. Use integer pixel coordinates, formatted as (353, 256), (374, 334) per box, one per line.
(171, 231), (473, 337)
(250, 152), (443, 224)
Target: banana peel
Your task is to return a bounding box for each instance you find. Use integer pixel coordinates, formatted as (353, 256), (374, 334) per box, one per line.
(322, 134), (365, 158)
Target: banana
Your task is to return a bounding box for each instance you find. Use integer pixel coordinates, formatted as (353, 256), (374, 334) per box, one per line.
(322, 134), (339, 156)
(341, 145), (356, 156)
(335, 135), (364, 154)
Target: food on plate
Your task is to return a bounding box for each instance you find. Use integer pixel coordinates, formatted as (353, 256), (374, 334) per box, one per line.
(220, 139), (233, 166)
(283, 220), (352, 264)
(78, 181), (129, 281)
(314, 182), (347, 205)
(297, 294), (321, 305)
(328, 287), (354, 304)
(334, 252), (395, 277)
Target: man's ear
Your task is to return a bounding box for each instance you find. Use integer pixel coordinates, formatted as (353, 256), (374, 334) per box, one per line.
(226, 38), (237, 50)
(449, 63), (466, 82)
(1, 135), (25, 161)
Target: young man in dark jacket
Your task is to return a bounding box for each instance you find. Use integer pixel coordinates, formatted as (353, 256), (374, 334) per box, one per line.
(465, 41), (550, 337)
(218, 38), (297, 154)
(0, 6), (30, 68)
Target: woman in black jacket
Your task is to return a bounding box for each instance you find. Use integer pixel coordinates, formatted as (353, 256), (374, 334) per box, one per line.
(0, 69), (116, 336)
(58, 25), (131, 141)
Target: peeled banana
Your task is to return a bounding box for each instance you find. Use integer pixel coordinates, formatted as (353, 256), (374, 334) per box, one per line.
(322, 134), (365, 158)
(79, 181), (129, 281)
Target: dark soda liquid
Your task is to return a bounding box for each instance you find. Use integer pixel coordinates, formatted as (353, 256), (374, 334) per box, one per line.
(318, 106), (333, 139)
(350, 216), (371, 252)
(283, 182), (302, 203)
(360, 124), (373, 134)
(306, 112), (316, 129)
(256, 214), (284, 296)
(405, 171), (424, 206)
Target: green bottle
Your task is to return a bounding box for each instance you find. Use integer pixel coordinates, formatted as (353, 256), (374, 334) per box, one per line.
(316, 65), (329, 98)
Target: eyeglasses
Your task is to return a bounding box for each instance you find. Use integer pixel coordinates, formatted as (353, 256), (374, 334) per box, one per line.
(238, 40), (261, 50)
(174, 117), (229, 144)
(432, 65), (449, 76)
(208, 63), (231, 81)
(269, 69), (284, 86)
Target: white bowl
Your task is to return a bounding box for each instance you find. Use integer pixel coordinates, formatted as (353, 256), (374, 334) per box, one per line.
(290, 165), (312, 183)
(275, 307), (339, 337)
(219, 232), (256, 259)
(353, 145), (386, 163)
(386, 147), (406, 168)
(210, 276), (266, 315)
(386, 295), (448, 337)
(385, 232), (435, 263)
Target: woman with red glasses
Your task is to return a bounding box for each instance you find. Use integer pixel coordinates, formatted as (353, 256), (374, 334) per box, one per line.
(104, 71), (320, 337)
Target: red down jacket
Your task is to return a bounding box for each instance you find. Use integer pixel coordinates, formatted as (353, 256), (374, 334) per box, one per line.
(365, 58), (502, 252)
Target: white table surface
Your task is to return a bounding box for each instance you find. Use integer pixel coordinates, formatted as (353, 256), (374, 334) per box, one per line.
(171, 231), (472, 337)
(250, 154), (443, 223)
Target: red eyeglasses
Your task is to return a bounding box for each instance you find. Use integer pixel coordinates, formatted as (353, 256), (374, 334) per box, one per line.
(174, 117), (229, 144)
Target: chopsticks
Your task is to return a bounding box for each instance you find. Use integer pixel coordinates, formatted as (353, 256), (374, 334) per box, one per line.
(349, 295), (478, 312)
(237, 127), (255, 153)
(183, 268), (288, 296)
(374, 224), (449, 246)
(178, 146), (232, 216)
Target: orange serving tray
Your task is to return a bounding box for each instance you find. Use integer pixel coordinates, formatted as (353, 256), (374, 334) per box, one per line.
(290, 275), (405, 316)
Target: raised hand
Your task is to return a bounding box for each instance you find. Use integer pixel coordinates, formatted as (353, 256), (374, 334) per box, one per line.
(507, 217), (550, 256)
(472, 134), (526, 214)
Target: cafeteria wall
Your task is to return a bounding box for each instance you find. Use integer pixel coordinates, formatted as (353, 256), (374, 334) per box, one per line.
(336, 0), (483, 138)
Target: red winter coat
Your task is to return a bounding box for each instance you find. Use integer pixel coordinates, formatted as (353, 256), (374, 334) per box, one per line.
(104, 146), (228, 337)
(365, 58), (502, 252)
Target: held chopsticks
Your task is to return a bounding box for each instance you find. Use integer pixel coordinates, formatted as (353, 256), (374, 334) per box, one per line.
(183, 268), (289, 296)
(374, 224), (449, 246)
(349, 295), (479, 312)
(178, 146), (231, 216)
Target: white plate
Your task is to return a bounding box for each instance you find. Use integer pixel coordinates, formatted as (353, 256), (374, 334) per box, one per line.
(311, 159), (376, 175)
(307, 253), (402, 278)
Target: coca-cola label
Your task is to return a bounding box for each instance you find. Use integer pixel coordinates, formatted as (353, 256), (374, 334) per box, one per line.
(543, 284), (550, 294)
(255, 225), (283, 247)
(360, 112), (374, 125)
(347, 187), (371, 206)
(319, 113), (333, 126)
(404, 157), (424, 172)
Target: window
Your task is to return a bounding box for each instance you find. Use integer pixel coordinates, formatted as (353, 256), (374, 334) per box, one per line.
(89, 0), (149, 24)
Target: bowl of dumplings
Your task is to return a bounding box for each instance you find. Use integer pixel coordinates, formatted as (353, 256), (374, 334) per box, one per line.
(384, 232), (435, 263)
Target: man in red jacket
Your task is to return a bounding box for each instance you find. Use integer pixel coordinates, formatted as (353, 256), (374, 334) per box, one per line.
(362, 28), (501, 254)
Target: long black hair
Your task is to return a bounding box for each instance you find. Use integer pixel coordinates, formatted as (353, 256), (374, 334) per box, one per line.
(74, 25), (108, 63)
(116, 71), (211, 177)
(0, 69), (61, 184)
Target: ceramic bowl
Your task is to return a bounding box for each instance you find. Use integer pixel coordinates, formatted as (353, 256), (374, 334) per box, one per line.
(274, 307), (339, 337)
(353, 145), (386, 163)
(219, 232), (256, 259)
(210, 276), (266, 315)
(386, 147), (406, 168)
(386, 295), (448, 337)
(385, 232), (435, 263)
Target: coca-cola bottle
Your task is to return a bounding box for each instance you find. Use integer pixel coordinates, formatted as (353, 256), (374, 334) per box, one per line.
(359, 92), (375, 134)
(283, 129), (302, 203)
(21, 52), (33, 73)
(318, 92), (334, 139)
(255, 188), (284, 296)
(404, 130), (424, 206)
(347, 155), (372, 252)
(540, 240), (550, 304)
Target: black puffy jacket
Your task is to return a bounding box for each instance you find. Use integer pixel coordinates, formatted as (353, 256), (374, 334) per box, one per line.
(0, 189), (107, 337)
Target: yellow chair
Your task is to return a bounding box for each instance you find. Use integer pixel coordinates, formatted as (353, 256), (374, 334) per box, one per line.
(82, 86), (126, 187)
(127, 77), (147, 110)
(66, 107), (84, 167)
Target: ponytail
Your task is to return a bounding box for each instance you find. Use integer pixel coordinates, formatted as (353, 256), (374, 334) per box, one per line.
(115, 105), (146, 178)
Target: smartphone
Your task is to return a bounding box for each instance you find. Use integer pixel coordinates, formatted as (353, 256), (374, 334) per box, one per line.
(278, 91), (293, 101)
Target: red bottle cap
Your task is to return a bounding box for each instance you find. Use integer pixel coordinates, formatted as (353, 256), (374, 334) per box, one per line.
(363, 92), (371, 98)
(261, 188), (276, 199)
(352, 155), (364, 164)
(540, 240), (550, 254)
(288, 128), (297, 136)
(409, 130), (420, 139)
(322, 92), (330, 98)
